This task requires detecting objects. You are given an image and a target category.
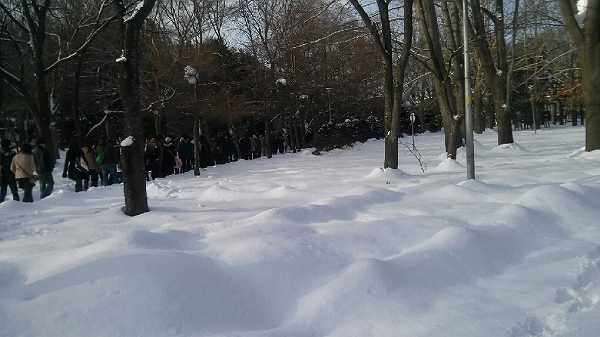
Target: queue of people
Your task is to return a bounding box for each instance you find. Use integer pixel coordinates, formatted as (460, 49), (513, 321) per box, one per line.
(62, 139), (120, 192)
(142, 133), (275, 180)
(1, 127), (308, 203)
(144, 136), (191, 180)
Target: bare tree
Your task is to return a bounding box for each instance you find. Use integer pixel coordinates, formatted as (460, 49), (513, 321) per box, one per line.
(468, 0), (514, 145)
(207, 0), (229, 42)
(348, 0), (414, 169)
(0, 0), (115, 158)
(237, 0), (288, 158)
(416, 0), (462, 159)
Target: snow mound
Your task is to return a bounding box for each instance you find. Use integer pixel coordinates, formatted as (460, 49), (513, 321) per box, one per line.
(128, 230), (202, 250)
(456, 179), (508, 194)
(292, 222), (540, 336)
(197, 183), (295, 202)
(262, 184), (297, 198)
(365, 167), (406, 180)
(249, 189), (400, 225)
(8, 253), (283, 336)
(430, 158), (464, 173)
(568, 148), (600, 161)
(300, 148), (316, 156)
(197, 183), (250, 202)
(489, 142), (528, 153)
(146, 181), (177, 199)
(567, 146), (586, 158)
(514, 184), (600, 230)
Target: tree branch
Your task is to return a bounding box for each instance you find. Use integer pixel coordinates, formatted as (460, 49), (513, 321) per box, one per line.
(559, 0), (584, 45)
(44, 15), (118, 73)
(0, 2), (30, 33)
(348, 0), (387, 58)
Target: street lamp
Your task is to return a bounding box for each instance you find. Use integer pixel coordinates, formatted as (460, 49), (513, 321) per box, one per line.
(184, 65), (202, 176)
(463, 0), (475, 180)
(410, 112), (416, 150)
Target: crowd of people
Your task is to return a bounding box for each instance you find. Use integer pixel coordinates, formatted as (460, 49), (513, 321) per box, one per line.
(0, 139), (54, 203)
(0, 116), (384, 203)
(0, 137), (124, 203)
(142, 132), (287, 180)
(62, 139), (121, 192)
(0, 131), (299, 203)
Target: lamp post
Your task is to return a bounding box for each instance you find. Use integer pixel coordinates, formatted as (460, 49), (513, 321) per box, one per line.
(410, 112), (416, 150)
(528, 84), (537, 134)
(463, 0), (475, 180)
(184, 65), (201, 176)
(325, 87), (333, 123)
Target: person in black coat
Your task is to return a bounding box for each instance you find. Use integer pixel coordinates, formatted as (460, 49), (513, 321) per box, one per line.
(62, 142), (88, 192)
(33, 138), (55, 198)
(239, 136), (251, 160)
(177, 136), (194, 173)
(145, 137), (162, 180)
(161, 137), (177, 177)
(0, 139), (19, 202)
(100, 139), (119, 186)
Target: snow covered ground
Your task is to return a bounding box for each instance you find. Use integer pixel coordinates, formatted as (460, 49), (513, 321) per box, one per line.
(1, 127), (600, 337)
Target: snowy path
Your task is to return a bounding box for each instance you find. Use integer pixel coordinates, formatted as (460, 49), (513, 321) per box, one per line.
(1, 127), (600, 337)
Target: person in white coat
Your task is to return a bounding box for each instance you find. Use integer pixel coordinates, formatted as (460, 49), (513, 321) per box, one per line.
(10, 143), (38, 202)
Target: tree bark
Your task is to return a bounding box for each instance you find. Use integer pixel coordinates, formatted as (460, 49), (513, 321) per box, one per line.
(469, 0), (514, 145)
(559, 0), (600, 151)
(418, 0), (461, 159)
(383, 53), (397, 168)
(115, 0), (157, 216)
(349, 0), (403, 169)
(391, 0), (414, 166)
(73, 56), (83, 144)
(582, 43), (600, 151)
(379, 1), (398, 169)
(473, 63), (484, 133)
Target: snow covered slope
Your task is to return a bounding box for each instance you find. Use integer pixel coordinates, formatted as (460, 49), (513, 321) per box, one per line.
(1, 127), (600, 337)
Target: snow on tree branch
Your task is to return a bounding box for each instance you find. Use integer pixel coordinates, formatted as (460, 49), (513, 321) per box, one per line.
(123, 0), (157, 27)
(120, 136), (135, 147)
(578, 0), (588, 16)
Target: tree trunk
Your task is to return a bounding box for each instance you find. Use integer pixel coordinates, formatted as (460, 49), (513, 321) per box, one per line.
(470, 0), (514, 145)
(349, 0), (405, 169)
(418, 0), (460, 159)
(73, 56), (83, 144)
(116, 1), (155, 216)
(473, 75), (484, 133)
(383, 55), (397, 169)
(494, 86), (514, 144)
(34, 71), (55, 165)
(436, 82), (460, 159)
(583, 42), (600, 151)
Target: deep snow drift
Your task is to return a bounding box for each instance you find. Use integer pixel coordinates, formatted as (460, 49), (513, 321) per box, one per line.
(1, 127), (600, 337)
